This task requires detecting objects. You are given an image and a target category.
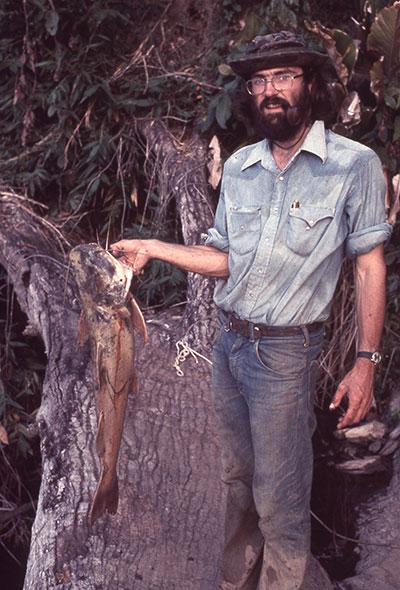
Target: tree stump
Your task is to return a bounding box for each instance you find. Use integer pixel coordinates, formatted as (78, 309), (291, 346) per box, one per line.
(0, 192), (225, 589)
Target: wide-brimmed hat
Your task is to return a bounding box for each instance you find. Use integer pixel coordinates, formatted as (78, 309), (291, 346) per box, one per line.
(229, 31), (328, 78)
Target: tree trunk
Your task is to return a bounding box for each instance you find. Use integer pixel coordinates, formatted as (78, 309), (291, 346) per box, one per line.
(136, 120), (218, 351)
(0, 192), (225, 590)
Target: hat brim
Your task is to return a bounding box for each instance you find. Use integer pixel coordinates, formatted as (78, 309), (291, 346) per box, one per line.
(228, 48), (329, 78)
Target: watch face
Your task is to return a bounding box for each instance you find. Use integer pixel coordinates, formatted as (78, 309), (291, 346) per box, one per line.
(371, 351), (382, 364)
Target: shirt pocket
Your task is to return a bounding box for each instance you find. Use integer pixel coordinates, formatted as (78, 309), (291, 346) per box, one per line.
(228, 207), (261, 255)
(287, 206), (334, 256)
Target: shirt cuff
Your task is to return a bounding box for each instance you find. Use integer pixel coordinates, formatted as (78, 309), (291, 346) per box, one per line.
(345, 222), (393, 258)
(202, 228), (229, 252)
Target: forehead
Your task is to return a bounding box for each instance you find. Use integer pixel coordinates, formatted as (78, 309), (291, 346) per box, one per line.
(251, 66), (303, 77)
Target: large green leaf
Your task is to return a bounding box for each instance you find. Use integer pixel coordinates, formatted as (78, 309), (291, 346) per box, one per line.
(367, 5), (400, 77)
(305, 21), (350, 86)
(332, 29), (359, 75)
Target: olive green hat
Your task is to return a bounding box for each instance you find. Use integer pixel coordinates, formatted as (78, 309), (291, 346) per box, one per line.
(229, 31), (328, 78)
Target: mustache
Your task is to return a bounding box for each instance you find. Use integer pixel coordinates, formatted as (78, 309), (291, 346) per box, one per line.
(258, 97), (304, 126)
(259, 97), (290, 109)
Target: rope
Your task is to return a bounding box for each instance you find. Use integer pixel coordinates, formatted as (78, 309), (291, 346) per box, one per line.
(173, 339), (212, 376)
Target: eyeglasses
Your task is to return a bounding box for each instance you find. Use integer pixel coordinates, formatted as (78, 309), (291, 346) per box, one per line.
(246, 73), (304, 95)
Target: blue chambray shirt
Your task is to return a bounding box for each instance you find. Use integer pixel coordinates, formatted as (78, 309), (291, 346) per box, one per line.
(205, 120), (392, 325)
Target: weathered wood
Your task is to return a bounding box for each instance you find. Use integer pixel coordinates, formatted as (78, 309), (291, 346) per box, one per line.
(0, 193), (225, 589)
(136, 120), (218, 352)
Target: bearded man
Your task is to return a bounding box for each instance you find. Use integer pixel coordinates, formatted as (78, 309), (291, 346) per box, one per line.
(111, 32), (392, 590)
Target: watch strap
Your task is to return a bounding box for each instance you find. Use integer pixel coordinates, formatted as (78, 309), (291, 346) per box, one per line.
(357, 351), (382, 365)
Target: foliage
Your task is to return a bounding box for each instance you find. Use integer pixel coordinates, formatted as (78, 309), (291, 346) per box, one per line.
(0, 268), (42, 553)
(0, 0), (220, 249)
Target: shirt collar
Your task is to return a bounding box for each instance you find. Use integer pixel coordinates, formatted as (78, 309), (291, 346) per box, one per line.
(240, 120), (327, 172)
(300, 120), (327, 163)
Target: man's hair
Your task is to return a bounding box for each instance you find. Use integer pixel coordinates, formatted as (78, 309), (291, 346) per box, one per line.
(232, 66), (341, 137)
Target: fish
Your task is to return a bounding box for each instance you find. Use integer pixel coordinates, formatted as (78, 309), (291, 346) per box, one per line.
(68, 243), (148, 523)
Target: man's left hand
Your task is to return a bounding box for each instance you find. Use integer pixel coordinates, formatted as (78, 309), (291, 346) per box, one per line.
(329, 359), (375, 429)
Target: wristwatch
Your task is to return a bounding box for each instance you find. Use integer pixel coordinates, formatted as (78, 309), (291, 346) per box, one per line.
(357, 351), (382, 365)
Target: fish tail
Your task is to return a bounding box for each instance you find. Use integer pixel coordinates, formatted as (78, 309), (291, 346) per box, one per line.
(89, 471), (119, 524)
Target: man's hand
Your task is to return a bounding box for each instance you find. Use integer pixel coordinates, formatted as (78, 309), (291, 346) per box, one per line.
(110, 239), (150, 275)
(329, 359), (375, 429)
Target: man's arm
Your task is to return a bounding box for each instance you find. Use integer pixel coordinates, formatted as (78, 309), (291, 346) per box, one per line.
(330, 244), (386, 429)
(110, 239), (229, 278)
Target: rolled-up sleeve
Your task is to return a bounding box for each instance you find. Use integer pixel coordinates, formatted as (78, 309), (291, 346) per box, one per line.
(203, 178), (229, 252)
(345, 152), (393, 258)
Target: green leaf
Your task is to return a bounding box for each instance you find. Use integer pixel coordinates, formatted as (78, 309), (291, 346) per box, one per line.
(45, 10), (59, 36)
(384, 86), (400, 110)
(367, 5), (400, 78)
(218, 63), (234, 77)
(215, 93), (232, 130)
(47, 104), (57, 117)
(394, 116), (400, 141)
(332, 29), (358, 74)
(370, 58), (385, 102)
(80, 85), (99, 104)
(234, 11), (265, 45)
(305, 20), (349, 86)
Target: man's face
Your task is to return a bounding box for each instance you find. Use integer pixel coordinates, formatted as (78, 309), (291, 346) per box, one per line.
(249, 66), (312, 141)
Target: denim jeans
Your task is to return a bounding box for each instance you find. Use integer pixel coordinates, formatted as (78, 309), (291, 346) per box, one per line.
(212, 322), (332, 590)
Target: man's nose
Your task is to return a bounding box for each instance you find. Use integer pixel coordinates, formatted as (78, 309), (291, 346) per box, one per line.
(264, 80), (279, 97)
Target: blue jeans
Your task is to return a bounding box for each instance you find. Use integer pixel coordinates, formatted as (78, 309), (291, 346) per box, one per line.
(212, 322), (332, 590)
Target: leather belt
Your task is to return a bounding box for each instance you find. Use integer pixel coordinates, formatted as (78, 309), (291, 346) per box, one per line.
(223, 312), (323, 340)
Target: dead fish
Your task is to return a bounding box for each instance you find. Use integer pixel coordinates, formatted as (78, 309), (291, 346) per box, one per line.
(68, 243), (148, 523)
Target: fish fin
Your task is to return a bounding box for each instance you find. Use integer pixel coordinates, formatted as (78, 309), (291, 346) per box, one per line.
(128, 296), (148, 343)
(77, 313), (89, 346)
(95, 411), (105, 457)
(89, 470), (119, 524)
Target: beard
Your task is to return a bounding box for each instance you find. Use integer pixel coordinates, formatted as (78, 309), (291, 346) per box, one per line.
(251, 84), (311, 142)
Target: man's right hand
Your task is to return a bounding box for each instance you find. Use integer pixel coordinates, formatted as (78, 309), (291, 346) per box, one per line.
(110, 239), (152, 275)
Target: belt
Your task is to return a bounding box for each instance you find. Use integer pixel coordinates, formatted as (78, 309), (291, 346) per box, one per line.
(223, 312), (323, 340)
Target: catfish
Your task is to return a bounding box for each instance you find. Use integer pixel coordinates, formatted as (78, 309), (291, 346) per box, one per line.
(69, 243), (147, 523)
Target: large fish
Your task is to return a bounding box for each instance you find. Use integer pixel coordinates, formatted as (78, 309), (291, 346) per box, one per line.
(69, 243), (148, 523)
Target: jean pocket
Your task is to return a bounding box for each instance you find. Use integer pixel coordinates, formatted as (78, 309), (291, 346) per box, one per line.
(254, 337), (307, 377)
(228, 207), (261, 255)
(287, 206), (334, 256)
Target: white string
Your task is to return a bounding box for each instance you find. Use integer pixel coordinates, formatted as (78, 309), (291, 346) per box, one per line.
(173, 339), (212, 376)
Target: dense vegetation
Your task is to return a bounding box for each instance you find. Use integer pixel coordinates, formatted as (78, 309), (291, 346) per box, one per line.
(0, 0), (399, 578)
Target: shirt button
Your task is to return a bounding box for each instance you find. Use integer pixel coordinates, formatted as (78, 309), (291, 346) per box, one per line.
(258, 269), (262, 273)
(278, 176), (284, 181)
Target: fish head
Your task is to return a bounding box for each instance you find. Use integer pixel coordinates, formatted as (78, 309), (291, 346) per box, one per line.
(69, 243), (133, 308)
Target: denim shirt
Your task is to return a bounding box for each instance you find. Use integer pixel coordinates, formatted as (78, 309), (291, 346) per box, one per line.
(205, 120), (392, 325)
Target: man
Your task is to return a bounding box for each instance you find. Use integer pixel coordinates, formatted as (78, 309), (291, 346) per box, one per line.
(111, 31), (392, 590)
